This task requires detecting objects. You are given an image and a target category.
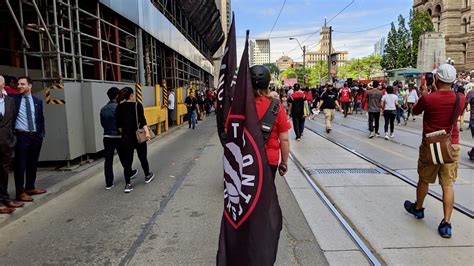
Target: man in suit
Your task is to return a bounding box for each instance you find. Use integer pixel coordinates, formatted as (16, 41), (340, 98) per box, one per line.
(0, 76), (24, 214)
(11, 76), (46, 202)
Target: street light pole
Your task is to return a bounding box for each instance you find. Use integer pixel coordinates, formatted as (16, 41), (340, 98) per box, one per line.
(289, 37), (305, 84)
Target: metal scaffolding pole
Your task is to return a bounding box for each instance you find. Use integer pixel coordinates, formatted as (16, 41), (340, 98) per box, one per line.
(137, 28), (145, 84)
(18, 0), (29, 76)
(5, 0), (31, 49)
(53, 0), (63, 78)
(75, 0), (84, 80)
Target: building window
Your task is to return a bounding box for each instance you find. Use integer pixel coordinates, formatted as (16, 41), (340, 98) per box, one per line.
(464, 43), (468, 64)
(463, 18), (468, 34)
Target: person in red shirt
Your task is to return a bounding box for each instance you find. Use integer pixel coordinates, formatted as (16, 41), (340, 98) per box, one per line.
(338, 83), (351, 117)
(3, 76), (19, 95)
(404, 64), (466, 239)
(251, 65), (291, 179)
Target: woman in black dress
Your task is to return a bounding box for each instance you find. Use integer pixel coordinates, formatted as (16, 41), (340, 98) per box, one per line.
(116, 87), (154, 193)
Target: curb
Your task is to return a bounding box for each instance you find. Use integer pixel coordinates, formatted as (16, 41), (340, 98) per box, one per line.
(0, 125), (183, 229)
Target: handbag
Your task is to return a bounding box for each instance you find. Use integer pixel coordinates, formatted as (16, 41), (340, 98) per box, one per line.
(422, 92), (459, 165)
(135, 102), (155, 144)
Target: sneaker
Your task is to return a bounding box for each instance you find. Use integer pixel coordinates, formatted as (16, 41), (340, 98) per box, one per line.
(404, 119), (408, 126)
(412, 118), (416, 121)
(459, 128), (463, 132)
(404, 200), (424, 219)
(438, 219), (452, 238)
(369, 131), (375, 139)
(145, 172), (155, 184)
(468, 150), (474, 160)
(124, 184), (133, 193)
(375, 133), (380, 138)
(390, 133), (395, 138)
(130, 169), (138, 180)
(384, 133), (389, 140)
(327, 129), (331, 133)
(296, 138), (301, 142)
(105, 184), (114, 190)
(326, 128), (330, 133)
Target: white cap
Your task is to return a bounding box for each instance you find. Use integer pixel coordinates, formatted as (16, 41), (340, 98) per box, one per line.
(432, 64), (457, 83)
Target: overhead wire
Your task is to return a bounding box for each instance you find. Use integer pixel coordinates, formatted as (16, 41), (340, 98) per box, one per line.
(333, 23), (391, 34)
(267, 0), (287, 39)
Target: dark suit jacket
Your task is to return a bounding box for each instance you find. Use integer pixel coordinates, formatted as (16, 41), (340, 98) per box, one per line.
(0, 96), (17, 147)
(11, 94), (45, 138)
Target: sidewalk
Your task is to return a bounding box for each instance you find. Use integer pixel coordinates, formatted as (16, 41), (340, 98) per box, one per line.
(0, 125), (181, 227)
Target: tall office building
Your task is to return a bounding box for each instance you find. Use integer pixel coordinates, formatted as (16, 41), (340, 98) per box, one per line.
(374, 37), (386, 56)
(252, 39), (271, 65)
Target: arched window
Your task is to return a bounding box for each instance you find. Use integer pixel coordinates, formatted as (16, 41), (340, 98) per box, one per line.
(427, 8), (432, 16)
(465, 0), (469, 8)
(463, 18), (468, 34)
(435, 5), (442, 32)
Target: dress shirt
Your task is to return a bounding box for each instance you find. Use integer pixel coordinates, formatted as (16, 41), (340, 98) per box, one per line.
(0, 92), (5, 116)
(168, 93), (175, 110)
(15, 94), (37, 132)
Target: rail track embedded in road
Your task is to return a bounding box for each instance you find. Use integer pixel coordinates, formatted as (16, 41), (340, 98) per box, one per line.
(289, 152), (383, 266)
(302, 125), (474, 219)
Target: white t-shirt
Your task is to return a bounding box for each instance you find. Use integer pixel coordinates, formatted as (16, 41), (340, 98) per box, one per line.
(381, 94), (398, 111)
(407, 90), (418, 103)
(168, 93), (175, 110)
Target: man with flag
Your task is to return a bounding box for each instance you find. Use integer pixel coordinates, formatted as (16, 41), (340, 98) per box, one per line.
(216, 30), (287, 265)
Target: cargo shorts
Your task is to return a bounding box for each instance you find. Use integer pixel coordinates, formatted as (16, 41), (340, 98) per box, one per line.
(417, 144), (461, 186)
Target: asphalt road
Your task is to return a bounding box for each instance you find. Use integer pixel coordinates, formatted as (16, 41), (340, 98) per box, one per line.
(0, 118), (326, 265)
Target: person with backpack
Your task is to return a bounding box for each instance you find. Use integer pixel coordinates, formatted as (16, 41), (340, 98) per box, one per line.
(466, 87), (474, 160)
(250, 65), (291, 179)
(288, 84), (306, 141)
(338, 83), (352, 117)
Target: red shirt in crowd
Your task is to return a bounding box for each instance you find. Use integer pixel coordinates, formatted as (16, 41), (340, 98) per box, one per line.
(255, 96), (291, 165)
(413, 90), (466, 144)
(305, 91), (313, 102)
(339, 87), (351, 102)
(4, 86), (19, 95)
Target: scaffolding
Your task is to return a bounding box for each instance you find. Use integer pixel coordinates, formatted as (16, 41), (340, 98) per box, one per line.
(1, 0), (216, 88)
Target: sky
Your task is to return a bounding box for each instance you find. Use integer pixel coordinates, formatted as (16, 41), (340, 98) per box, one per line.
(232, 0), (413, 63)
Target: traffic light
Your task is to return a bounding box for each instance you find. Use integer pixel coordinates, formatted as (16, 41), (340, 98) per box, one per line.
(290, 63), (294, 69)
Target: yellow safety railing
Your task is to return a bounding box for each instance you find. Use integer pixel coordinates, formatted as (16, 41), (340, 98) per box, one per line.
(143, 84), (168, 135)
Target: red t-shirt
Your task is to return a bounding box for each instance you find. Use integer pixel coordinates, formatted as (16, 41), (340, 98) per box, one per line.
(413, 90), (466, 144)
(255, 96), (291, 165)
(339, 87), (351, 102)
(4, 86), (19, 95)
(305, 91), (313, 102)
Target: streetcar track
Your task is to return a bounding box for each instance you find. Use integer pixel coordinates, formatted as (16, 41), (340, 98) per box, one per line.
(289, 152), (383, 266)
(344, 115), (472, 149)
(312, 117), (473, 168)
(302, 125), (474, 219)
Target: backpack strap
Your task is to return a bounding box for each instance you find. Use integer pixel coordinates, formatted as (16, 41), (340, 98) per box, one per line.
(261, 98), (280, 143)
(449, 92), (460, 134)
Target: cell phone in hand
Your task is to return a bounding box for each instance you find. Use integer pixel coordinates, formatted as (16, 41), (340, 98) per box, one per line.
(426, 73), (434, 86)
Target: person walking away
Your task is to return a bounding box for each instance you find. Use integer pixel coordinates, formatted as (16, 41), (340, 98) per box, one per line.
(288, 84), (305, 141)
(11, 76), (46, 202)
(250, 65), (291, 179)
(305, 87), (313, 116)
(339, 83), (351, 117)
(100, 87), (125, 190)
(406, 82), (419, 121)
(456, 83), (466, 131)
(0, 76), (24, 213)
(116, 87), (154, 193)
(404, 64), (466, 238)
(366, 81), (383, 138)
(316, 84), (341, 133)
(167, 88), (175, 127)
(354, 88), (364, 114)
(466, 87), (474, 160)
(396, 83), (408, 126)
(185, 91), (198, 129)
(381, 86), (399, 139)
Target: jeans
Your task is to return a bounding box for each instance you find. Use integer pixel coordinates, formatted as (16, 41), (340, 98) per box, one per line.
(396, 107), (406, 124)
(188, 110), (197, 128)
(383, 110), (396, 134)
(368, 112), (380, 134)
(103, 137), (123, 187)
(14, 134), (43, 195)
(121, 142), (150, 184)
(168, 109), (175, 126)
(354, 101), (362, 114)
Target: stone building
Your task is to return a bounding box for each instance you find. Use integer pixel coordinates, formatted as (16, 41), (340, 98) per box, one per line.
(413, 0), (473, 71)
(276, 55), (295, 71)
(305, 23), (348, 68)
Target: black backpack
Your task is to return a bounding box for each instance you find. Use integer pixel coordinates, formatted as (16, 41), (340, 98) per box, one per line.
(260, 98), (280, 143)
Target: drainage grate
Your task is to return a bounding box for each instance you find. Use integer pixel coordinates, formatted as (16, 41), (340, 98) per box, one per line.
(307, 168), (386, 175)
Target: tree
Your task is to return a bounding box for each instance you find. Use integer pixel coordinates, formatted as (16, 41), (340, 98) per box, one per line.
(409, 9), (434, 67)
(339, 55), (382, 80)
(381, 22), (399, 70)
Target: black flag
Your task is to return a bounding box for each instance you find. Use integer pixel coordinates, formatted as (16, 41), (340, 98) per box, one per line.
(216, 13), (237, 147)
(216, 31), (282, 266)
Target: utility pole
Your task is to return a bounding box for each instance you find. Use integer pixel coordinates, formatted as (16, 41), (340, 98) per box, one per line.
(302, 45), (306, 83)
(327, 26), (332, 83)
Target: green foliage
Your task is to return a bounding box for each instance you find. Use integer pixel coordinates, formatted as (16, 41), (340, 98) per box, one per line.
(279, 61), (328, 87)
(339, 55), (382, 80)
(382, 9), (434, 70)
(409, 9), (434, 66)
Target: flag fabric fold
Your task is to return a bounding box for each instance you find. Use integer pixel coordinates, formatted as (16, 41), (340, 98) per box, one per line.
(216, 30), (282, 266)
(216, 13), (237, 147)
